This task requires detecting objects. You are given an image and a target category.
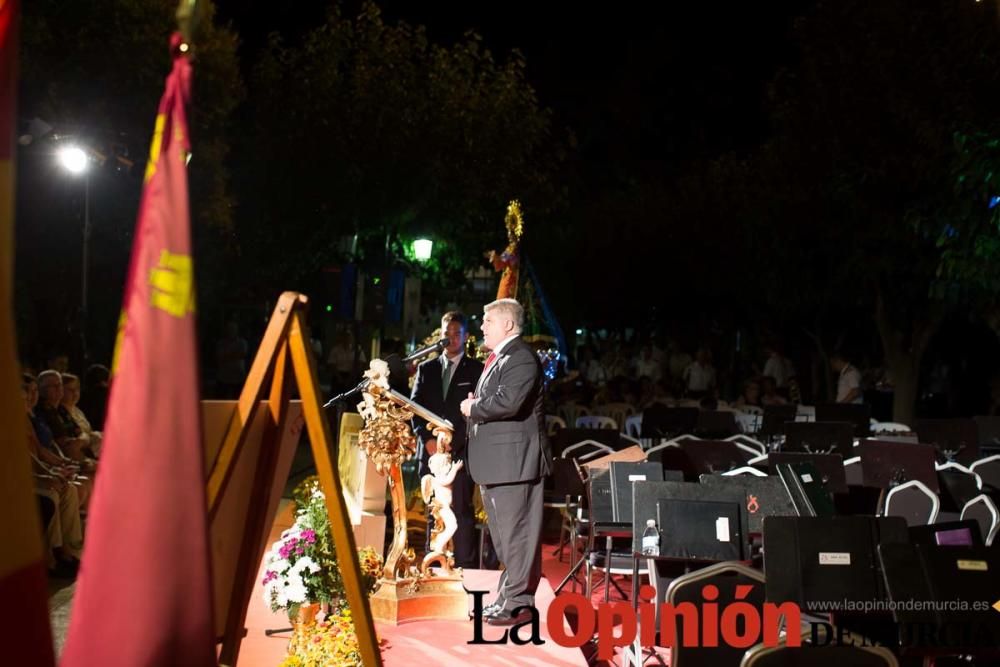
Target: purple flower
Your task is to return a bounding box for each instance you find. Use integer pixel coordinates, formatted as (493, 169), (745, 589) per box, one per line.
(301, 529), (317, 544)
(279, 537), (299, 559)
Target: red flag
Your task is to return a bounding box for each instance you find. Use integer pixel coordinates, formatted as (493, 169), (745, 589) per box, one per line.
(0, 1), (57, 663)
(61, 34), (215, 667)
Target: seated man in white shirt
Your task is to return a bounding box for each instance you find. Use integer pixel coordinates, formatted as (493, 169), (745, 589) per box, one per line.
(831, 352), (863, 404)
(683, 347), (716, 399)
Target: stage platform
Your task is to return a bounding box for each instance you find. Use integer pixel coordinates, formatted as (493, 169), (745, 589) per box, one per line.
(236, 504), (588, 666)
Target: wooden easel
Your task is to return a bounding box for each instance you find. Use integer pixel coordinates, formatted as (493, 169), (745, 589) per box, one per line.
(206, 292), (380, 667)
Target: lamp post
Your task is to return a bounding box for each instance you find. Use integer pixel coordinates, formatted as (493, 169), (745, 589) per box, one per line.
(413, 238), (433, 262)
(58, 145), (91, 360)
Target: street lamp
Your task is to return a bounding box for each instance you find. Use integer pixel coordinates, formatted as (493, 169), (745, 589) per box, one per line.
(58, 145), (91, 361)
(413, 238), (433, 262)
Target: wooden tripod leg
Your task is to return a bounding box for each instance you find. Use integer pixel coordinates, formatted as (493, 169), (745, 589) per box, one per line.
(288, 309), (381, 667)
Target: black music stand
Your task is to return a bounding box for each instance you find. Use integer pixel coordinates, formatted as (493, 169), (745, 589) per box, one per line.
(552, 428), (628, 458)
(914, 418), (980, 465)
(646, 444), (697, 481)
(775, 461), (837, 517)
(680, 439), (755, 476)
(699, 474), (797, 535)
(879, 542), (1000, 658)
(694, 410), (739, 438)
(631, 480), (750, 561)
(762, 515), (908, 611)
(815, 403), (871, 437)
(640, 405), (699, 439)
(759, 404), (797, 439)
(609, 461), (664, 523)
(857, 439), (938, 492)
(768, 452), (847, 493)
(782, 421), (855, 458)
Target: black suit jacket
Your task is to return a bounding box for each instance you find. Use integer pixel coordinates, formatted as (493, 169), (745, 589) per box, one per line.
(410, 353), (484, 475)
(467, 336), (552, 485)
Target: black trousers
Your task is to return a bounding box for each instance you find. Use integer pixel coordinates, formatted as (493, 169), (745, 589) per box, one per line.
(480, 477), (544, 609)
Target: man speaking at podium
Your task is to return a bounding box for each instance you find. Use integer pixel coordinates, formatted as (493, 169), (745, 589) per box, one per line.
(411, 311), (483, 568)
(461, 298), (551, 626)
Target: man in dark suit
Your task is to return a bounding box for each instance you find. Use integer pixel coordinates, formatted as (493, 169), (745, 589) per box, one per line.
(461, 298), (552, 625)
(410, 311), (484, 568)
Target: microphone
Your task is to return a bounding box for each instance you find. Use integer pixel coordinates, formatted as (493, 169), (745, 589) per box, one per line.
(403, 338), (449, 364)
(322, 338), (448, 408)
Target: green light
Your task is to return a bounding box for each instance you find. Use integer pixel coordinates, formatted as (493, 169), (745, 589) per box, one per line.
(326, 304), (333, 312)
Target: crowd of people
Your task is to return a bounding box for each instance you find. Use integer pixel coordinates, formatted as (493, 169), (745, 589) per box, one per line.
(21, 357), (110, 579)
(551, 336), (868, 416)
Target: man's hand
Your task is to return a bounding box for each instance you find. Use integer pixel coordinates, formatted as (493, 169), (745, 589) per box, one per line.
(460, 392), (476, 418)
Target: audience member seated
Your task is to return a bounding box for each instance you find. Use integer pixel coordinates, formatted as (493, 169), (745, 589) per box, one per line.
(634, 344), (662, 383)
(23, 374), (83, 576)
(36, 370), (95, 466)
(60, 372), (102, 457)
(578, 345), (609, 387)
(683, 346), (716, 399)
(734, 378), (763, 410)
(27, 373), (92, 508)
(79, 363), (110, 431)
(760, 376), (789, 406)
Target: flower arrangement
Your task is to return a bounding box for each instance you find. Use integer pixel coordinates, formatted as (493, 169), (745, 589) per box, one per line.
(278, 608), (364, 667)
(357, 545), (383, 594)
(264, 477), (386, 618)
(262, 485), (342, 616)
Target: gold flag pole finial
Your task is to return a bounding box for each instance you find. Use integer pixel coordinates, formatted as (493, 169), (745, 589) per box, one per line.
(176, 0), (199, 52)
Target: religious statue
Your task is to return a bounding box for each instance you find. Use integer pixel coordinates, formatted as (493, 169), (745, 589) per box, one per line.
(486, 200), (524, 300)
(419, 452), (463, 572)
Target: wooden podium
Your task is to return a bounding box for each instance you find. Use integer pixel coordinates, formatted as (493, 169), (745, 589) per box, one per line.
(354, 370), (469, 625)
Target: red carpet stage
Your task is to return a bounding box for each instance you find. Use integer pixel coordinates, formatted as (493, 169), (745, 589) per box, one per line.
(236, 506), (588, 666)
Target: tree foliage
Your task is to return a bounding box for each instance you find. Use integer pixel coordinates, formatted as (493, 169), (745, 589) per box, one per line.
(239, 1), (568, 289)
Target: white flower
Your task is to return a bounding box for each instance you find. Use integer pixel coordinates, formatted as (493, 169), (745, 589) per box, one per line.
(285, 579), (308, 604)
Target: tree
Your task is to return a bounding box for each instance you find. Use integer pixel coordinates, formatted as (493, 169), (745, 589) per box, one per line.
(238, 1), (567, 293)
(749, 0), (1000, 423)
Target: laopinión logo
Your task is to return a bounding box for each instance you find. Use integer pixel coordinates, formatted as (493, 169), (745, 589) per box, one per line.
(467, 587), (1000, 659)
(467, 585), (798, 660)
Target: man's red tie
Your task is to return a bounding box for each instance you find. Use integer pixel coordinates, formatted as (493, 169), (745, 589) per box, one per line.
(483, 351), (497, 375)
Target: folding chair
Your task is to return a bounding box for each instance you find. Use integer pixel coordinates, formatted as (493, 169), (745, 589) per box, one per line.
(576, 414), (618, 430)
(960, 494), (999, 546)
(882, 479), (940, 526)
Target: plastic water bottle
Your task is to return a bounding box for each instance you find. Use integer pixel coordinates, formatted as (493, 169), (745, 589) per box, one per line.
(641, 519), (659, 556)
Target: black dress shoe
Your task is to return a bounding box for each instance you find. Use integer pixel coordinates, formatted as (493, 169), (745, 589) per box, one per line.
(482, 601), (504, 617)
(485, 606), (534, 626)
